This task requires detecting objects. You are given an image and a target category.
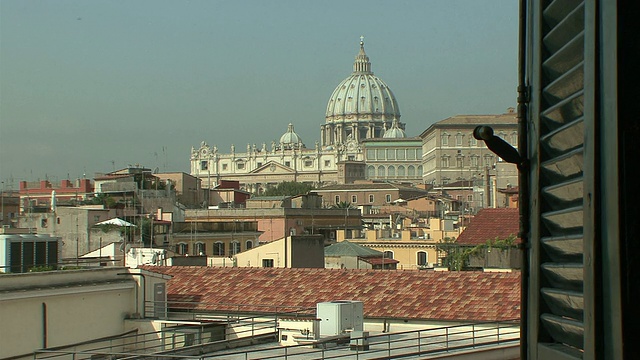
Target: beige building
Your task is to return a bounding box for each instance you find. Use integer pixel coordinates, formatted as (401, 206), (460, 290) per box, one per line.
(419, 110), (518, 188)
(0, 267), (169, 359)
(235, 235), (325, 268)
(335, 216), (460, 270)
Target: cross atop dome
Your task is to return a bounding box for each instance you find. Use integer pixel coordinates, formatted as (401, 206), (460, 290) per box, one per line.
(354, 36), (372, 74)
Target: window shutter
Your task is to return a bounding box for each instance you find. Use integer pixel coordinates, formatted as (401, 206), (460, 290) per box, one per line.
(526, 0), (593, 358)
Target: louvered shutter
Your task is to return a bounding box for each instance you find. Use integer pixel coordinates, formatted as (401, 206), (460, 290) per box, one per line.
(526, 0), (594, 358)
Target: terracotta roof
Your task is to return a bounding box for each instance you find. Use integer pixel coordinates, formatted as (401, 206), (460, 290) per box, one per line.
(144, 266), (521, 322)
(456, 208), (520, 246)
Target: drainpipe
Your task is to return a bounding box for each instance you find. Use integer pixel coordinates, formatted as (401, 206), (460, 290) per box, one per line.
(42, 302), (47, 349)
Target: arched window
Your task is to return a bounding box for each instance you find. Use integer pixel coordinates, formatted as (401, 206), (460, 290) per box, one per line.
(387, 165), (395, 178)
(213, 242), (225, 256)
(195, 242), (206, 256)
(417, 165), (423, 175)
(246, 240), (253, 250)
(377, 166), (386, 177)
(398, 165), (406, 177)
(441, 132), (449, 146)
(367, 165), (375, 178)
(417, 251), (428, 266)
(176, 243), (188, 255)
(408, 165), (416, 176)
(383, 251), (394, 259)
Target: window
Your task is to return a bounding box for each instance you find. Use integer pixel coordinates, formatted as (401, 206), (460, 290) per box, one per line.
(456, 133), (463, 146)
(457, 195), (462, 201)
(470, 156), (479, 168)
(335, 195), (340, 203)
(484, 155), (494, 167)
(417, 251), (428, 266)
(441, 156), (450, 168)
(195, 242), (206, 256)
(237, 162), (245, 170)
(201, 160), (208, 170)
(388, 165), (395, 177)
(383, 251), (394, 259)
(456, 156), (464, 168)
(510, 132), (518, 146)
(222, 163), (228, 170)
(229, 241), (241, 256)
(467, 195), (473, 202)
(386, 149), (396, 160)
(367, 165), (375, 178)
(262, 259), (274, 268)
(366, 149), (376, 160)
(41, 218), (47, 228)
(369, 194), (374, 203)
(93, 215), (100, 222)
(398, 165), (406, 177)
(324, 160), (331, 167)
(213, 242), (225, 256)
(377, 149), (385, 159)
(397, 149), (405, 160)
(257, 162), (262, 167)
(246, 240), (253, 250)
(441, 132), (449, 146)
(351, 195), (357, 203)
(408, 165), (416, 176)
(176, 243), (188, 255)
(377, 166), (386, 177)
(304, 160), (313, 167)
(385, 194), (391, 203)
(470, 136), (477, 146)
(285, 161), (291, 167)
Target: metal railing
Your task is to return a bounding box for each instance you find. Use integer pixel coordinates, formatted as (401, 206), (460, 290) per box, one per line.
(32, 320), (519, 360)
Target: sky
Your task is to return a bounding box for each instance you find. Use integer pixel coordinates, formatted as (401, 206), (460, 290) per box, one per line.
(0, 0), (519, 188)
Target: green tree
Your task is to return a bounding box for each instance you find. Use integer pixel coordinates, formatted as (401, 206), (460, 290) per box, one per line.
(330, 201), (356, 209)
(85, 193), (116, 208)
(263, 182), (314, 197)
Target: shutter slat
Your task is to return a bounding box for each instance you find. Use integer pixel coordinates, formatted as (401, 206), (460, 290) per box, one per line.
(541, 263), (583, 292)
(543, 4), (585, 54)
(541, 288), (584, 321)
(541, 91), (584, 129)
(541, 235), (583, 262)
(543, 33), (585, 81)
(540, 118), (584, 157)
(541, 150), (583, 183)
(542, 63), (584, 105)
(543, 0), (584, 28)
(541, 206), (583, 236)
(542, 178), (583, 208)
(540, 314), (584, 351)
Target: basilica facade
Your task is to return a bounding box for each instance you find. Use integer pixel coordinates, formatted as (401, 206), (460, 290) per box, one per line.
(190, 39), (414, 194)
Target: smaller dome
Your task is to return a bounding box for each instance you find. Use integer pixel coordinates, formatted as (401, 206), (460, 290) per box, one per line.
(383, 119), (406, 138)
(279, 123), (305, 149)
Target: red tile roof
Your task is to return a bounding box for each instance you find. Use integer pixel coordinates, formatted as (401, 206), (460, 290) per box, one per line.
(144, 266), (521, 322)
(457, 208), (520, 246)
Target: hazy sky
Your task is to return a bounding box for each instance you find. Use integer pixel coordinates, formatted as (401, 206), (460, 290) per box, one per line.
(0, 0), (519, 187)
